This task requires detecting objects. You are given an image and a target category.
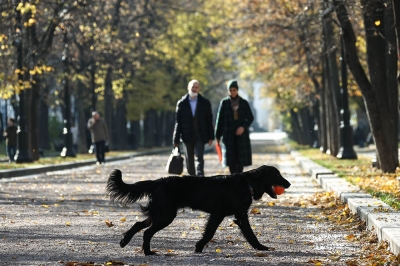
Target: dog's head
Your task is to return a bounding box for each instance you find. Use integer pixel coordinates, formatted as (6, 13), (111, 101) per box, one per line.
(246, 165), (291, 200)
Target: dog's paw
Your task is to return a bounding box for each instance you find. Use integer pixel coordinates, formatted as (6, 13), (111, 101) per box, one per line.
(195, 243), (204, 253)
(144, 250), (157, 256)
(194, 248), (203, 253)
(120, 239), (128, 248)
(255, 245), (270, 251)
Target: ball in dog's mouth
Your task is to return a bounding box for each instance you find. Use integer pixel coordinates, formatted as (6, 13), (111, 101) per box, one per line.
(273, 186), (285, 195)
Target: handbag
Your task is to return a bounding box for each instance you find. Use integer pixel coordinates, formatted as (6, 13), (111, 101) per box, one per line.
(215, 142), (222, 162)
(88, 144), (95, 154)
(165, 147), (184, 175)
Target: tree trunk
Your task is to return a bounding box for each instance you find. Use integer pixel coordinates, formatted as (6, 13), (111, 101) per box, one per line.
(319, 75), (328, 153)
(130, 120), (141, 149)
(143, 109), (156, 148)
(290, 109), (303, 144)
(90, 65), (96, 111)
(333, 0), (399, 172)
(104, 67), (114, 147)
(76, 81), (88, 154)
(114, 98), (127, 150)
(30, 76), (40, 161)
(39, 81), (50, 150)
(394, 0), (400, 84)
(323, 15), (341, 156)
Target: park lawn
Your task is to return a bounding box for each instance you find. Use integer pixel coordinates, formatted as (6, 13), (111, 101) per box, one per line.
(0, 150), (132, 170)
(294, 144), (400, 210)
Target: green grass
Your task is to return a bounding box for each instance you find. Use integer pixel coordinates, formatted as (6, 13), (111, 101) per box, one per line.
(0, 146), (169, 170)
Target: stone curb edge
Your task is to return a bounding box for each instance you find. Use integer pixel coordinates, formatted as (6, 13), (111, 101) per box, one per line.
(0, 148), (172, 179)
(290, 150), (400, 255)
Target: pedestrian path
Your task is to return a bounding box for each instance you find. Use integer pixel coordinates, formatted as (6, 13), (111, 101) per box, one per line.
(0, 143), (371, 265)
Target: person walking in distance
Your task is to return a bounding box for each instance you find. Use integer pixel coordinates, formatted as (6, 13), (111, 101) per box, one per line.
(3, 118), (17, 163)
(173, 80), (214, 176)
(87, 111), (109, 165)
(215, 80), (254, 174)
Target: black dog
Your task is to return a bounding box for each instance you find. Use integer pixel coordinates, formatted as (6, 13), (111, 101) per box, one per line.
(106, 165), (291, 255)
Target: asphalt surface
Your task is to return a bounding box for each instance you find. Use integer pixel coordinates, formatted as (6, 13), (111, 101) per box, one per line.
(0, 139), (372, 265)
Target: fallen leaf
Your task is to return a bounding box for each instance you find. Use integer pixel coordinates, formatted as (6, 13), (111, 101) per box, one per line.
(255, 252), (268, 257)
(104, 261), (126, 265)
(65, 222), (71, 226)
(216, 248), (222, 253)
(120, 217), (126, 222)
(250, 208), (261, 215)
(345, 234), (356, 241)
(105, 220), (114, 227)
(328, 255), (341, 261)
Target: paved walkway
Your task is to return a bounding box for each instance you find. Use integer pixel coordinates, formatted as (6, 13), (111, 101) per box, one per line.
(0, 138), (374, 265)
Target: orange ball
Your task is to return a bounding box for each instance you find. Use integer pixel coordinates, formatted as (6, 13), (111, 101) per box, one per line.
(274, 186), (285, 195)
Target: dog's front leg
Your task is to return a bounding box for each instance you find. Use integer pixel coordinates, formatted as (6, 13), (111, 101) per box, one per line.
(120, 218), (151, 248)
(234, 212), (269, 251)
(195, 214), (225, 253)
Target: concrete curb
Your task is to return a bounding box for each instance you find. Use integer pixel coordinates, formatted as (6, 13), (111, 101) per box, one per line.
(290, 150), (400, 255)
(0, 147), (171, 179)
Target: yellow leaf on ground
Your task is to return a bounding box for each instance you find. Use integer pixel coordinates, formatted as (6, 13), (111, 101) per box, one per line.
(255, 252), (268, 257)
(345, 234), (356, 241)
(328, 255), (341, 261)
(105, 261), (126, 265)
(120, 217), (126, 222)
(250, 208), (261, 214)
(216, 248), (222, 253)
(105, 220), (114, 227)
(65, 222), (71, 226)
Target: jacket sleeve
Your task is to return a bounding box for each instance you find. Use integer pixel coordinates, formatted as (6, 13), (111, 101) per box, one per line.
(215, 99), (225, 140)
(172, 101), (182, 145)
(241, 100), (254, 129)
(87, 118), (94, 129)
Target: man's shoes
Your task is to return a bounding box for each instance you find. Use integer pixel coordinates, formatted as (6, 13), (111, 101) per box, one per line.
(96, 161), (101, 166)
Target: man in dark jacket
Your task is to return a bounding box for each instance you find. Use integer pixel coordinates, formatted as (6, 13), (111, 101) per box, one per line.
(173, 80), (214, 176)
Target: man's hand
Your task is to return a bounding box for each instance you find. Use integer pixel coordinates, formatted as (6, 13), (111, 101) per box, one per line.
(174, 143), (179, 147)
(208, 140), (213, 146)
(236, 127), (245, 136)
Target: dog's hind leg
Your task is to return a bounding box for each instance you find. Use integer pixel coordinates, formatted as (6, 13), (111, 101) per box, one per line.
(142, 212), (176, 255)
(195, 214), (225, 253)
(234, 212), (269, 251)
(120, 217), (151, 248)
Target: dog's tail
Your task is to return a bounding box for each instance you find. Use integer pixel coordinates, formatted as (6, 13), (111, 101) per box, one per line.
(106, 169), (160, 206)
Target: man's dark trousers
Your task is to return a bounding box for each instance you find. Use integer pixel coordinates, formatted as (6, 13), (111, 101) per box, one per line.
(95, 140), (106, 163)
(183, 139), (205, 176)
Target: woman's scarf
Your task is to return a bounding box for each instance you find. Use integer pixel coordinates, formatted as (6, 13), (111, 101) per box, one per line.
(230, 96), (240, 120)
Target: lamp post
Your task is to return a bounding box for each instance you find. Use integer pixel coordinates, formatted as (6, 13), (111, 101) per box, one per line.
(336, 36), (357, 159)
(60, 26), (76, 157)
(14, 0), (32, 163)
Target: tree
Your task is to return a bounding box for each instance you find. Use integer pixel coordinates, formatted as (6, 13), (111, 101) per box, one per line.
(333, 0), (398, 172)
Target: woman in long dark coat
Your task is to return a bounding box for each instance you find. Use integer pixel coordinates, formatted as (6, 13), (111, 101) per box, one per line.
(215, 80), (254, 174)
